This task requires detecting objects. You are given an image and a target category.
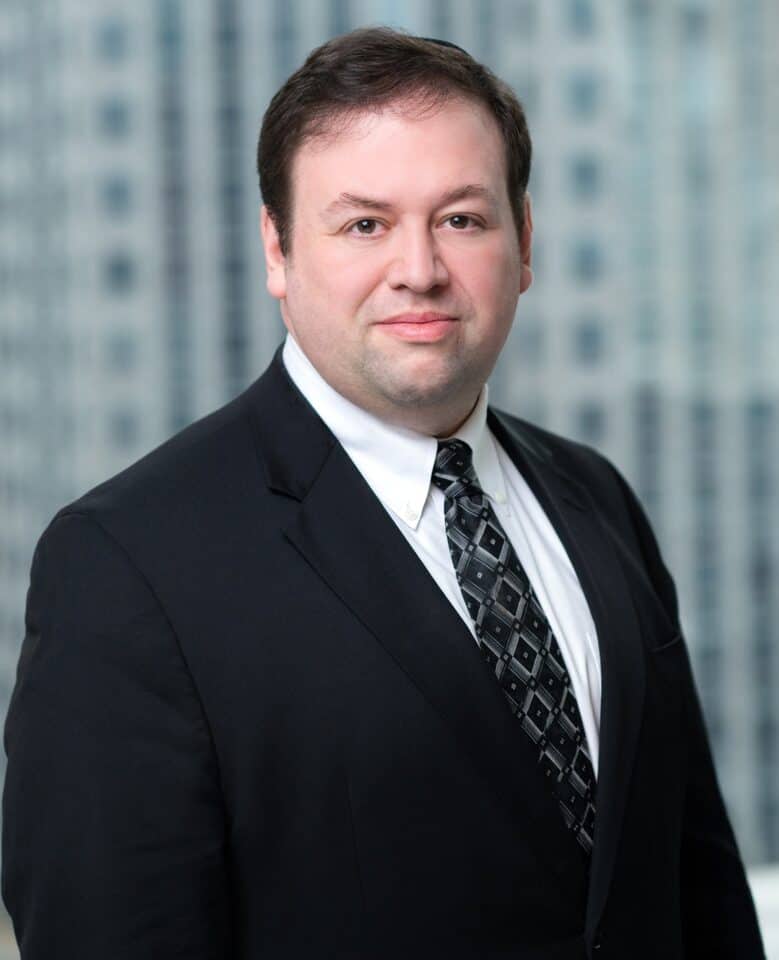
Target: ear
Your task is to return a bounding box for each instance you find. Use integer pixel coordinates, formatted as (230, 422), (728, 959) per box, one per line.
(519, 192), (533, 294)
(260, 205), (287, 300)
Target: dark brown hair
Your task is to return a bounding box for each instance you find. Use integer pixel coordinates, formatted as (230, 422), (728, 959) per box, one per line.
(257, 26), (532, 257)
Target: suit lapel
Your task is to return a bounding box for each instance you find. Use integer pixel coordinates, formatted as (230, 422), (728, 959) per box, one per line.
(489, 410), (647, 936)
(244, 354), (583, 878)
(244, 354), (645, 921)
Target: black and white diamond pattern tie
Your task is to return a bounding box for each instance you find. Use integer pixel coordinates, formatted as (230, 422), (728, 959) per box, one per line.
(432, 439), (597, 854)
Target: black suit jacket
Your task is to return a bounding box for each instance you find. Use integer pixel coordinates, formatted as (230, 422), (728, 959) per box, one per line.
(3, 350), (765, 958)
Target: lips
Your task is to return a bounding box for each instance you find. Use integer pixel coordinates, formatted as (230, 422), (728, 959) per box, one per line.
(375, 312), (458, 343)
(379, 312), (457, 325)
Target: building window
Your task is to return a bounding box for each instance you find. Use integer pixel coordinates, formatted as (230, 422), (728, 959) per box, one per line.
(691, 399), (717, 500)
(109, 410), (139, 448)
(695, 551), (719, 629)
(751, 544), (772, 602)
(163, 181), (186, 219)
(222, 180), (243, 224)
(568, 0), (595, 36)
(218, 105), (240, 141)
(515, 316), (544, 364)
(216, 20), (238, 53)
(223, 256), (245, 283)
(101, 175), (133, 216)
(104, 253), (136, 294)
(746, 400), (773, 499)
(635, 385), (661, 506)
(105, 333), (137, 372)
(569, 154), (601, 199)
(567, 70), (600, 119)
(166, 253), (188, 287)
(159, 0), (182, 58)
(160, 104), (184, 142)
(508, 0), (538, 38)
(574, 316), (604, 363)
(697, 642), (722, 735)
(747, 398), (772, 433)
(681, 6), (708, 43)
(570, 239), (604, 284)
(431, 0), (452, 38)
(576, 402), (606, 444)
(98, 98), (131, 138)
(690, 299), (712, 344)
(330, 0), (349, 37)
(273, 0), (296, 78)
(685, 149), (710, 189)
(514, 73), (540, 117)
(636, 301), (658, 343)
(97, 18), (129, 62)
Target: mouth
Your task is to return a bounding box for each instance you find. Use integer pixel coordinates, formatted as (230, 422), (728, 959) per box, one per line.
(376, 312), (459, 343)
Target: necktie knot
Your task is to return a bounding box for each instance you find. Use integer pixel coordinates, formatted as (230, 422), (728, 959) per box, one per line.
(431, 439), (480, 499)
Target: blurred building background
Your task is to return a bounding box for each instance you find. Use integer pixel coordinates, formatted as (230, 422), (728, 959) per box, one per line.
(0, 0), (777, 952)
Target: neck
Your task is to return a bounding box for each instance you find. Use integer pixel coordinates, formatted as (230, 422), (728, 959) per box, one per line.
(360, 392), (482, 439)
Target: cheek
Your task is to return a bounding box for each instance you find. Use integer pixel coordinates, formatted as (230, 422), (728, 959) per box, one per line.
(459, 253), (520, 317)
(311, 249), (385, 307)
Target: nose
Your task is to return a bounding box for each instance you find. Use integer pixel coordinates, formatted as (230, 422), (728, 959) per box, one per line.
(385, 225), (449, 293)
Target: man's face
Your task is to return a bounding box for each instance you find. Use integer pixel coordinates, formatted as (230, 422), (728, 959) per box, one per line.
(261, 96), (533, 435)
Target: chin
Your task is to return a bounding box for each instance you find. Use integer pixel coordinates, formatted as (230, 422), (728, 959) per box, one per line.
(363, 346), (485, 409)
(378, 370), (474, 411)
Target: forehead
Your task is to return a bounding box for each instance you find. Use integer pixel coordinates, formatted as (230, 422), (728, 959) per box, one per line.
(290, 97), (508, 211)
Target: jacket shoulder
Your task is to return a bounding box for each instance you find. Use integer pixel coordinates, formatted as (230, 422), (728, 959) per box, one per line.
(38, 375), (271, 586)
(492, 407), (681, 629)
(490, 407), (620, 489)
(58, 387), (255, 526)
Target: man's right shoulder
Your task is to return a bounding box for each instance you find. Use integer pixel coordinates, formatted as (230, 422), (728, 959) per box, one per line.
(63, 391), (253, 523)
(40, 364), (286, 574)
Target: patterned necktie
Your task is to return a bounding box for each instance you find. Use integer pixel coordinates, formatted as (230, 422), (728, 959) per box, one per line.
(432, 439), (597, 854)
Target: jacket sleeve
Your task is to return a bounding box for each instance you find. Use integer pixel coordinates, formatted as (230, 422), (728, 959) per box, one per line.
(2, 512), (232, 959)
(613, 468), (766, 959)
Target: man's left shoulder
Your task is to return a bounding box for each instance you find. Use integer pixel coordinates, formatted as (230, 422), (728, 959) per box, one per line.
(490, 406), (680, 613)
(488, 406), (625, 497)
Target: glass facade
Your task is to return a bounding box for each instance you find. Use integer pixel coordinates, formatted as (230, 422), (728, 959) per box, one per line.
(0, 4), (777, 952)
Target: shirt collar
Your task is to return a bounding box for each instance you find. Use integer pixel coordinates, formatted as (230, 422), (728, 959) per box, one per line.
(445, 386), (508, 507)
(282, 333), (506, 528)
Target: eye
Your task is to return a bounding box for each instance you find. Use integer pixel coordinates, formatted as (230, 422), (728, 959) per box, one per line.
(346, 218), (383, 236)
(444, 214), (482, 230)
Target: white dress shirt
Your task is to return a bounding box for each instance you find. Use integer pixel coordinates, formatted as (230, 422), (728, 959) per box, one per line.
(282, 333), (602, 773)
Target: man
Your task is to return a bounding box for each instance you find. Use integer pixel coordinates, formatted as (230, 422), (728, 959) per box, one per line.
(2, 26), (765, 960)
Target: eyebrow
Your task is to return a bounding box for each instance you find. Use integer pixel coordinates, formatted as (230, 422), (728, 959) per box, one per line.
(321, 184), (500, 219)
